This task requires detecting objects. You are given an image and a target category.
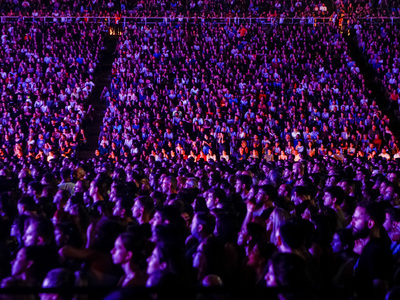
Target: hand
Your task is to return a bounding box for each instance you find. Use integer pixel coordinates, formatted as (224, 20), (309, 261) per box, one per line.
(246, 200), (256, 213)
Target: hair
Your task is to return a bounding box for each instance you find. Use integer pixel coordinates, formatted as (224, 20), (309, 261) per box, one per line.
(165, 175), (177, 191)
(24, 245), (59, 284)
(357, 200), (386, 228)
(259, 184), (278, 201)
(42, 268), (75, 300)
(91, 217), (125, 253)
(112, 183), (129, 199)
(213, 210), (240, 244)
(92, 177), (110, 199)
(60, 168), (72, 181)
(119, 232), (147, 268)
(1, 276), (36, 300)
(324, 186), (345, 206)
(155, 238), (186, 277)
(385, 207), (400, 223)
(116, 198), (133, 217)
(237, 174), (252, 191)
(27, 181), (43, 196)
(195, 236), (226, 281)
(291, 185), (312, 202)
(42, 173), (57, 186)
(18, 196), (37, 213)
(208, 187), (227, 204)
(334, 228), (355, 252)
(54, 221), (84, 248)
(195, 212), (216, 236)
(192, 196), (209, 213)
(269, 207), (290, 245)
(279, 218), (309, 250)
(113, 168), (127, 183)
(24, 216), (55, 246)
(268, 252), (312, 300)
(135, 196), (154, 215)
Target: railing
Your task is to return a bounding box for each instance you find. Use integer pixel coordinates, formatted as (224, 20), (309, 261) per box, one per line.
(343, 16), (400, 25)
(1, 15), (399, 28)
(0, 15), (339, 27)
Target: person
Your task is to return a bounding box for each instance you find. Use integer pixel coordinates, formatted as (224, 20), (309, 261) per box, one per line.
(322, 186), (346, 230)
(131, 196), (154, 225)
(1, 276), (36, 300)
(276, 218), (321, 286)
(266, 207), (291, 246)
(111, 232), (147, 287)
(160, 176), (178, 198)
(12, 246), (59, 287)
(235, 174), (252, 201)
(23, 216), (56, 248)
(383, 207), (400, 259)
(192, 236), (226, 283)
(40, 268), (76, 300)
(88, 177), (109, 203)
(351, 201), (393, 300)
(265, 252), (314, 300)
(146, 238), (187, 288)
(59, 217), (124, 287)
(57, 169), (76, 196)
(331, 228), (358, 287)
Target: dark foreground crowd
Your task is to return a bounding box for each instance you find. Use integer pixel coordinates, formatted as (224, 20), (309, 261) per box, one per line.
(1, 155), (400, 300)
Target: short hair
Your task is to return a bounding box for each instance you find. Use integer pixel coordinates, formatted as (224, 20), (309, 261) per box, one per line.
(119, 232), (146, 266)
(259, 184), (278, 200)
(60, 168), (71, 181)
(18, 196), (37, 212)
(208, 187), (227, 204)
(335, 228), (355, 251)
(385, 207), (400, 223)
(43, 268), (75, 300)
(324, 186), (345, 206)
(279, 218), (309, 250)
(291, 185), (311, 202)
(156, 205), (186, 235)
(24, 245), (59, 284)
(135, 195), (154, 215)
(25, 216), (55, 245)
(185, 177), (198, 188)
(28, 181), (43, 195)
(268, 252), (311, 289)
(237, 174), (252, 191)
(92, 177), (110, 198)
(165, 175), (177, 190)
(357, 200), (386, 227)
(195, 212), (216, 236)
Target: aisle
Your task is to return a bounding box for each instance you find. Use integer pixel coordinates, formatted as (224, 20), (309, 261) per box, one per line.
(76, 34), (119, 160)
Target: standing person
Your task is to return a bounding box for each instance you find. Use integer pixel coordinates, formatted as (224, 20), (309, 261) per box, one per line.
(351, 201), (393, 300)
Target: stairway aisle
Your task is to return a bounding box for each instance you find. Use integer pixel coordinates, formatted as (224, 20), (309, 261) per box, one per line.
(343, 29), (400, 141)
(77, 34), (119, 160)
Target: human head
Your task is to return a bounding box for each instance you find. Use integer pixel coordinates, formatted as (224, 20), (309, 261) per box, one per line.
(41, 268), (75, 300)
(111, 232), (146, 267)
(23, 216), (55, 247)
(351, 201), (386, 240)
(191, 212), (216, 241)
(322, 186), (345, 208)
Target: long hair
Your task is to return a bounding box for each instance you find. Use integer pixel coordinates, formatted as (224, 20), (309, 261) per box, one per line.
(269, 207), (290, 245)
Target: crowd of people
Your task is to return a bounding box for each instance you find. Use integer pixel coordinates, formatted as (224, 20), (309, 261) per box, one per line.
(1, 0), (400, 19)
(98, 19), (398, 165)
(0, 1), (399, 300)
(0, 21), (106, 163)
(354, 20), (400, 117)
